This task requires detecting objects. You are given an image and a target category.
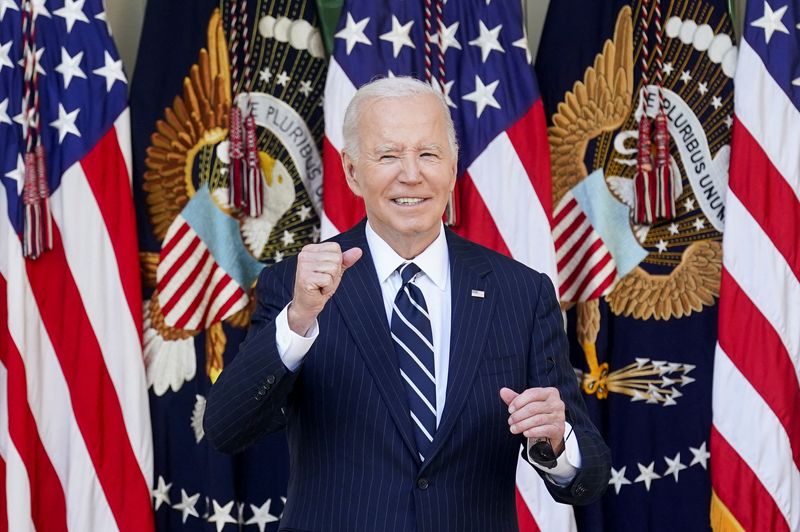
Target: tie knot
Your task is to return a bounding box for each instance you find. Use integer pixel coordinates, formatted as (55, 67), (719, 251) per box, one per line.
(398, 262), (421, 285)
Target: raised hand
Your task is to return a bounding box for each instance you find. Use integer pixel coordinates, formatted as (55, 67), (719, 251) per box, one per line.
(287, 243), (362, 335)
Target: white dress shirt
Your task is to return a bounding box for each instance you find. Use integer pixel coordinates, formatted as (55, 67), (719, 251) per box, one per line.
(273, 221), (580, 483)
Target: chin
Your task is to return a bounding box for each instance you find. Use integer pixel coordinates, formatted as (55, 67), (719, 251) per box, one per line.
(373, 209), (444, 238)
(397, 219), (440, 236)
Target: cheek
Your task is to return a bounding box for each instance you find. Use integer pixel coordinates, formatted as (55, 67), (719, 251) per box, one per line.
(421, 163), (452, 186)
(438, 173), (456, 196)
(358, 175), (391, 200)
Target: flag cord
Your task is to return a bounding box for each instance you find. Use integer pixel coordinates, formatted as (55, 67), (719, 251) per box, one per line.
(225, 0), (264, 218)
(652, 0), (676, 220)
(20, 0), (53, 259)
(423, 0), (432, 82)
(434, 0), (445, 89)
(422, 0), (445, 88)
(633, 0), (676, 224)
(423, 0), (457, 225)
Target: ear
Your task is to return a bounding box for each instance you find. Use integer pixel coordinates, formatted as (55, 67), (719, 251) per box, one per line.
(341, 150), (363, 197)
(448, 158), (457, 192)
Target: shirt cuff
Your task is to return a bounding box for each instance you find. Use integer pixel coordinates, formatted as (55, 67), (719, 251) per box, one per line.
(275, 303), (319, 372)
(527, 421), (582, 486)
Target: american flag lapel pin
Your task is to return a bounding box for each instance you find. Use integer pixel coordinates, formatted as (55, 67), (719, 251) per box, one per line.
(471, 289), (485, 299)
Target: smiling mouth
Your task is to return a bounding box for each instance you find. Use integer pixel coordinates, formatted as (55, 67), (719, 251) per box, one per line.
(392, 197), (427, 206)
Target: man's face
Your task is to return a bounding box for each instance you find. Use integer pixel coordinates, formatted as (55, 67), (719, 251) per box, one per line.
(342, 93), (457, 247)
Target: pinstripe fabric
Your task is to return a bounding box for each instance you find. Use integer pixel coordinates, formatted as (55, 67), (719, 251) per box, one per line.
(204, 220), (610, 532)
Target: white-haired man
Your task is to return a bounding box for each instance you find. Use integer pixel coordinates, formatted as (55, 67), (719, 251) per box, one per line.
(205, 76), (610, 532)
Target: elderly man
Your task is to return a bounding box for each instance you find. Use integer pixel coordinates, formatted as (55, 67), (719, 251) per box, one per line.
(204, 76), (610, 532)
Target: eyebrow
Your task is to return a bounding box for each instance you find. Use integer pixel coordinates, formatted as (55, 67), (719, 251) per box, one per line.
(373, 143), (443, 155)
(375, 144), (400, 154)
(418, 144), (442, 152)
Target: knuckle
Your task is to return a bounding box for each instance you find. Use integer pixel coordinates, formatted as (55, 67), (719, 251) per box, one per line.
(321, 242), (341, 254)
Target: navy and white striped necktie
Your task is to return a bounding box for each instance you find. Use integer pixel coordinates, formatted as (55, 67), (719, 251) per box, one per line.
(391, 262), (437, 461)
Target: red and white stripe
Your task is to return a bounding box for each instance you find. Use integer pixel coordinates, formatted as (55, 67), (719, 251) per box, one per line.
(711, 39), (800, 532)
(321, 58), (360, 239)
(552, 194), (617, 302)
(0, 112), (155, 531)
(322, 56), (573, 532)
(156, 218), (249, 331)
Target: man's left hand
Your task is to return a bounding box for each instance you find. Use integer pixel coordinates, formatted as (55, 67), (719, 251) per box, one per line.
(499, 387), (566, 455)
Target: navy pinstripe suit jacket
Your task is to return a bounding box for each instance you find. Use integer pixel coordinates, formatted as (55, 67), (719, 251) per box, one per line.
(204, 221), (610, 532)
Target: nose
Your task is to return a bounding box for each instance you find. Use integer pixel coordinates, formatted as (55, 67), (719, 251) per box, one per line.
(398, 155), (422, 184)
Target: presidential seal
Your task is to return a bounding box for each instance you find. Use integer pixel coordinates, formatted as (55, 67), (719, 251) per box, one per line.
(139, 7), (326, 395)
(548, 3), (734, 404)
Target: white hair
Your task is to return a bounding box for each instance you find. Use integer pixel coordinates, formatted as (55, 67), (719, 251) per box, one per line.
(341, 76), (458, 161)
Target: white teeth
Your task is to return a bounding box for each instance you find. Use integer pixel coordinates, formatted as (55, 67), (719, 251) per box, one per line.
(394, 198), (423, 205)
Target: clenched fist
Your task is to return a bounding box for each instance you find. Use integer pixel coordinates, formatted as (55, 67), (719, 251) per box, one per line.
(287, 243), (363, 335)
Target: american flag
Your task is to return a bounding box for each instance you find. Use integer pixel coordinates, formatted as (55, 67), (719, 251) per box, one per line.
(0, 0), (154, 530)
(711, 1), (800, 530)
(321, 1), (569, 530)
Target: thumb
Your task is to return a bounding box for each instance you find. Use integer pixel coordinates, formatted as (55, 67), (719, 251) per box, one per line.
(342, 247), (363, 270)
(499, 387), (519, 407)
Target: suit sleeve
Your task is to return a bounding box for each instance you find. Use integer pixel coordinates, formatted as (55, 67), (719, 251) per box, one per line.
(524, 272), (611, 505)
(203, 262), (300, 454)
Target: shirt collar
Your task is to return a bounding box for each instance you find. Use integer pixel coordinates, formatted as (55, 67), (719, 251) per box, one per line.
(365, 220), (449, 290)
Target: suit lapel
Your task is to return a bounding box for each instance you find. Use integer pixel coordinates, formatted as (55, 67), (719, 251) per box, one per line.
(332, 221), (420, 462)
(422, 230), (495, 471)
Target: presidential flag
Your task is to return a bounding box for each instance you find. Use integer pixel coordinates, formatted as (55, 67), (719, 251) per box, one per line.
(710, 1), (800, 530)
(0, 0), (154, 530)
(130, 0), (326, 529)
(537, 0), (734, 529)
(320, 1), (568, 530)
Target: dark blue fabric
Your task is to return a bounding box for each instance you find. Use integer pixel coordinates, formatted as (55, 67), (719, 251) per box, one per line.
(204, 220), (611, 532)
